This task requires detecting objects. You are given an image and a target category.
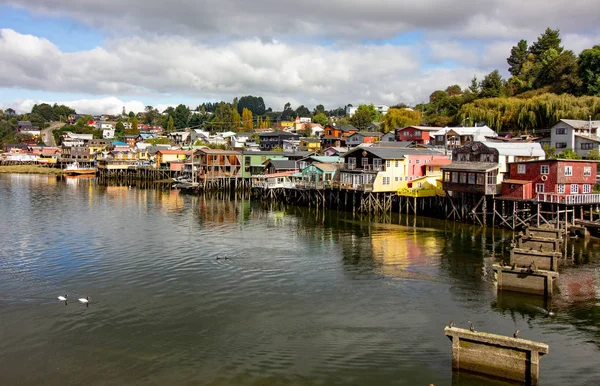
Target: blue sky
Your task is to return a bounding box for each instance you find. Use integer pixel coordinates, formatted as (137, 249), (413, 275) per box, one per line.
(0, 0), (597, 114)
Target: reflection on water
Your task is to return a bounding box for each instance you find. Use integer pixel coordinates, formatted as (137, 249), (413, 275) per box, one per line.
(0, 174), (599, 386)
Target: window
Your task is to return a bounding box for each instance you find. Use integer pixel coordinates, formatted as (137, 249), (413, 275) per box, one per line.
(395, 177), (399, 182)
(373, 158), (382, 170)
(458, 154), (470, 161)
(362, 158), (369, 167)
(557, 184), (565, 194)
(386, 160), (391, 168)
(460, 173), (467, 183)
(571, 184), (579, 194)
(414, 130), (421, 136)
(584, 184), (591, 193)
(584, 166), (592, 176)
(404, 131), (410, 136)
(540, 165), (549, 174)
(536, 183), (545, 193)
(565, 166), (573, 176)
(428, 166), (434, 173)
(416, 160), (421, 164)
(452, 173), (458, 183)
(517, 164), (526, 174)
(556, 142), (567, 149)
(556, 127), (567, 135)
(394, 160), (398, 167)
(582, 143), (594, 150)
(468, 174), (476, 184)
(408, 159), (412, 164)
(348, 157), (356, 169)
(476, 174), (484, 185)
(383, 177), (390, 185)
(417, 182), (423, 188)
(480, 154), (494, 162)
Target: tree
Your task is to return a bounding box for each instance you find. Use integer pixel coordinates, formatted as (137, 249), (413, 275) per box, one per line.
(281, 102), (295, 121)
(585, 149), (600, 160)
(314, 104), (325, 115)
(543, 144), (556, 159)
(295, 105), (311, 117)
(557, 148), (582, 159)
(213, 102), (233, 131)
(530, 28), (562, 58)
(479, 70), (505, 98)
(115, 121), (125, 137)
(445, 85), (462, 96)
(131, 117), (138, 132)
(166, 116), (175, 133)
(507, 39), (529, 76)
(382, 108), (422, 133)
(232, 108), (241, 130)
(468, 75), (479, 94)
(302, 123), (312, 137)
(128, 111), (135, 118)
(5, 108), (16, 117)
(237, 95), (266, 115)
(312, 112), (328, 126)
(349, 104), (379, 130)
(144, 105), (159, 125)
(173, 104), (190, 130)
(241, 108), (253, 131)
(579, 45), (600, 96)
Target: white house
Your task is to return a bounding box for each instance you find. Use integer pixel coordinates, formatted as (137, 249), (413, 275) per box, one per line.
(103, 128), (115, 139)
(549, 119), (600, 158)
(345, 104), (389, 117)
(432, 126), (497, 150)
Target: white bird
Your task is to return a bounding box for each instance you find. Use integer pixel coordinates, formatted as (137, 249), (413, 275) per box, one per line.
(57, 294), (67, 301)
(78, 296), (90, 307)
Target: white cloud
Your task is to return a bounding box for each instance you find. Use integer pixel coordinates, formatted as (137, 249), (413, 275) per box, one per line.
(0, 97), (176, 115)
(0, 28), (472, 110)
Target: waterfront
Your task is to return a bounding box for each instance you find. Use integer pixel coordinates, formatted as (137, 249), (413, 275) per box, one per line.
(0, 174), (599, 385)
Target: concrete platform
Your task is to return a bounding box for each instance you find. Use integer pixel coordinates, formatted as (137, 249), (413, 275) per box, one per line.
(525, 226), (565, 240)
(445, 326), (549, 385)
(516, 234), (561, 253)
(509, 248), (560, 271)
(493, 265), (559, 297)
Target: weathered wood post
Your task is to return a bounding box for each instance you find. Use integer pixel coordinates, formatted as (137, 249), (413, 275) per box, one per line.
(445, 326), (549, 385)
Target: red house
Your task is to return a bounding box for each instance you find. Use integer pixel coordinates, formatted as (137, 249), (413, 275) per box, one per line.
(501, 159), (598, 202)
(395, 126), (442, 144)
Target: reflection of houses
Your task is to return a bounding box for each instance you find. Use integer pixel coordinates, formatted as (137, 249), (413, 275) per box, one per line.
(549, 119), (600, 158)
(501, 159), (599, 203)
(432, 126), (497, 149)
(441, 141), (545, 195)
(395, 126), (443, 144)
(192, 149), (242, 178)
(346, 132), (383, 147)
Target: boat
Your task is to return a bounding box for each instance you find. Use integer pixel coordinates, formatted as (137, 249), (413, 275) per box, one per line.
(64, 162), (96, 175)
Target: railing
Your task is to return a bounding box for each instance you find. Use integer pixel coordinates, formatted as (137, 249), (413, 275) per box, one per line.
(536, 193), (600, 204)
(342, 164), (382, 172)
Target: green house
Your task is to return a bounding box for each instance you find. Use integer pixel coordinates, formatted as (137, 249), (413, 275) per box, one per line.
(241, 150), (314, 178)
(296, 162), (338, 188)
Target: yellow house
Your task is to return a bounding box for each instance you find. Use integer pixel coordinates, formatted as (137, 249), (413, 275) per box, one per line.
(300, 138), (321, 152)
(279, 121), (295, 128)
(155, 150), (192, 168)
(88, 140), (112, 156)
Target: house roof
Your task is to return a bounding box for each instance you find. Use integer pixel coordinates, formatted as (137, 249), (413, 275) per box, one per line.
(483, 141), (545, 157)
(157, 150), (193, 155)
(352, 131), (384, 137)
(558, 119), (600, 129)
(574, 133), (600, 143)
(260, 171), (296, 178)
(426, 159), (453, 166)
(301, 138), (321, 143)
(310, 162), (338, 172)
(304, 156), (341, 163)
(344, 146), (444, 160)
(324, 146), (348, 154)
(265, 159), (297, 169)
(195, 149), (241, 155)
(259, 130), (300, 138)
(339, 125), (358, 132)
(441, 162), (499, 172)
(398, 126), (444, 132)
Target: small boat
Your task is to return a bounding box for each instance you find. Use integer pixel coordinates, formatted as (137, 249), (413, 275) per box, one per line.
(64, 162), (96, 175)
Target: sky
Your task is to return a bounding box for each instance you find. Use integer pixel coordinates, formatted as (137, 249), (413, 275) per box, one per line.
(0, 0), (599, 115)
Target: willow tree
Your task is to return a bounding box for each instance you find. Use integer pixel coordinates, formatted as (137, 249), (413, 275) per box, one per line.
(382, 108), (422, 133)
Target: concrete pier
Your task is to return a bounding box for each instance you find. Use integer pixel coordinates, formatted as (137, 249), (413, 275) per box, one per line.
(525, 226), (565, 240)
(493, 265), (558, 297)
(516, 234), (561, 253)
(445, 326), (549, 385)
(510, 248), (560, 271)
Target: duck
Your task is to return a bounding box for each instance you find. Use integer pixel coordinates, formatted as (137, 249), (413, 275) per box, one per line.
(78, 296), (90, 307)
(468, 320), (475, 332)
(57, 294), (68, 305)
(513, 330), (519, 338)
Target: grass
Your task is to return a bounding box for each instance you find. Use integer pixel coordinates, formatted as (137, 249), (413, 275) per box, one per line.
(0, 165), (65, 175)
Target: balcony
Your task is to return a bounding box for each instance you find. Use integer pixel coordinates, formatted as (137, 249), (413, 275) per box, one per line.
(536, 193), (600, 205)
(342, 164), (384, 172)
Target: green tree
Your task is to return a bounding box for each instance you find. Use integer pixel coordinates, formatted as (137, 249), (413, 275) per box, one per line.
(312, 112), (328, 126)
(131, 117), (139, 132)
(579, 45), (600, 95)
(302, 123), (312, 137)
(128, 111), (135, 118)
(507, 39), (529, 76)
(115, 121), (125, 138)
(232, 108), (241, 130)
(468, 75), (479, 94)
(543, 144), (557, 159)
(314, 104), (325, 114)
(530, 28), (562, 57)
(382, 108), (422, 133)
(349, 104), (379, 130)
(213, 102), (233, 131)
(295, 105), (311, 117)
(144, 105), (158, 124)
(557, 148), (582, 159)
(445, 85), (462, 96)
(237, 95), (266, 115)
(479, 70), (505, 98)
(173, 104), (190, 130)
(166, 116), (175, 133)
(585, 149), (600, 160)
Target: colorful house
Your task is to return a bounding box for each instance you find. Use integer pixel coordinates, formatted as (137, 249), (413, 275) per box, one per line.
(155, 150), (192, 169)
(395, 126), (443, 144)
(432, 126), (497, 149)
(299, 138), (321, 152)
(296, 163), (338, 188)
(501, 159), (599, 203)
(240, 150), (311, 178)
(321, 125), (358, 147)
(192, 149), (242, 178)
(346, 132), (383, 147)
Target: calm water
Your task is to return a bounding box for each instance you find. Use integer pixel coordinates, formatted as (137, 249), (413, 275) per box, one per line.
(1, 174), (599, 385)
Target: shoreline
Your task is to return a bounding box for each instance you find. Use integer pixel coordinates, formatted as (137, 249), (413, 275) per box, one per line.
(0, 165), (65, 175)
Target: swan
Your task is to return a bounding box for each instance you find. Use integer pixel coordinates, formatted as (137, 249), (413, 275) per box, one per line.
(57, 294), (67, 301)
(78, 296), (90, 307)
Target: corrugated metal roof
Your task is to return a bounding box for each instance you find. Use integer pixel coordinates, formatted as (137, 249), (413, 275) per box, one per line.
(441, 162), (499, 171)
(559, 119), (600, 128)
(483, 141), (545, 157)
(266, 159), (297, 169)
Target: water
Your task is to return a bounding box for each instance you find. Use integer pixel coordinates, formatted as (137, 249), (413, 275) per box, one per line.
(0, 174), (599, 385)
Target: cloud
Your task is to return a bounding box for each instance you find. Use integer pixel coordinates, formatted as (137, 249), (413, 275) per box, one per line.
(0, 96), (175, 115)
(5, 0), (600, 42)
(1, 28), (486, 109)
